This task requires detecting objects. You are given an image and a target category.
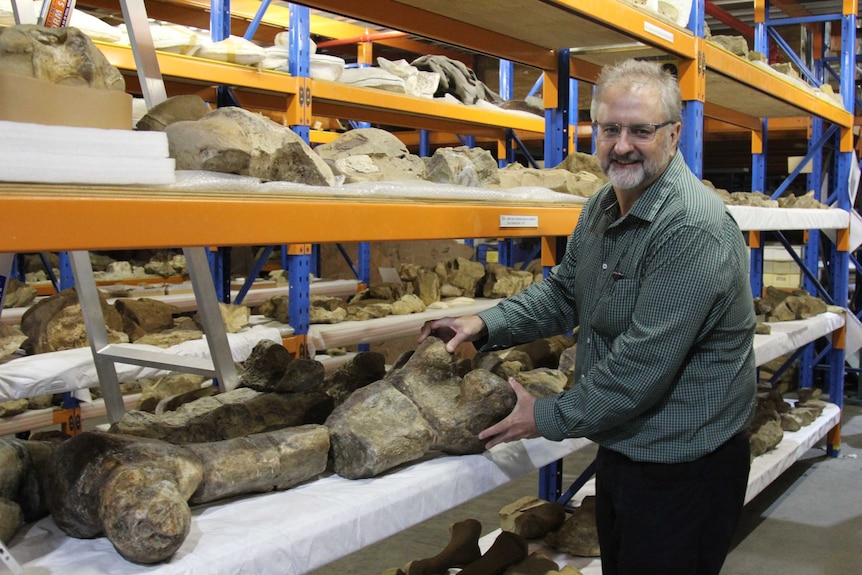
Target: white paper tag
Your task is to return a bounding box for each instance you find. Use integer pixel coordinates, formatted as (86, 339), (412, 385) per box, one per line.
(500, 215), (539, 228)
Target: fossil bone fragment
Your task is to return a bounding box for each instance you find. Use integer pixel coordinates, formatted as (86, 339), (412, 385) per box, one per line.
(402, 518), (483, 575)
(500, 495), (567, 539)
(458, 529), (529, 575)
(166, 106), (335, 185)
(46, 426), (328, 564)
(0, 25), (125, 90)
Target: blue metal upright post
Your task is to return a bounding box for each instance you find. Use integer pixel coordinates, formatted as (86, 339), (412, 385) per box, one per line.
(538, 49), (570, 501)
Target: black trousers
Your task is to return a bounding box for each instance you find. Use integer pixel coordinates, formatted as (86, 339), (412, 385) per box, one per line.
(594, 431), (750, 575)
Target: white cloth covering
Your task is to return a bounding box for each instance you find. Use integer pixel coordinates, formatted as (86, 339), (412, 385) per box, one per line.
(5, 436), (593, 574)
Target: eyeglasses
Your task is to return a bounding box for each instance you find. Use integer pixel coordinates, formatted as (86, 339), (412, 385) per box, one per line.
(594, 121), (674, 143)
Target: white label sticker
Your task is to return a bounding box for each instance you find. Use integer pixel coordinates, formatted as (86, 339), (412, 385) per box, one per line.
(500, 215), (539, 228)
(644, 21), (674, 44)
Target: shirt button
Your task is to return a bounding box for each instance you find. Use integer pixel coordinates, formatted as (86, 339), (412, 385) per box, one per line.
(602, 263), (608, 270)
(586, 338), (591, 344)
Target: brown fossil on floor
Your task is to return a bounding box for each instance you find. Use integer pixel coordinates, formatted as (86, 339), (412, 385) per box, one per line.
(504, 552), (563, 575)
(546, 496), (600, 557)
(458, 529), (529, 575)
(326, 337), (516, 478)
(500, 496), (567, 539)
(401, 518), (483, 575)
(45, 426), (328, 564)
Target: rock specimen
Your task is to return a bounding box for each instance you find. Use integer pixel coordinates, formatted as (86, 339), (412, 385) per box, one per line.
(166, 106), (335, 185)
(436, 257), (487, 297)
(498, 163), (606, 197)
(500, 496), (567, 539)
(136, 373), (209, 412)
(0, 25), (125, 91)
(755, 287), (828, 322)
(0, 323), (27, 361)
(20, 287), (127, 354)
(321, 351), (386, 406)
(314, 127), (426, 182)
(388, 340), (516, 455)
(110, 387), (333, 444)
(1, 278), (36, 309)
(46, 427), (329, 564)
(482, 262), (534, 298)
(114, 297), (179, 342)
(546, 496), (601, 557)
(183, 424), (329, 504)
(326, 337), (517, 478)
(424, 146), (501, 188)
(136, 94), (210, 131)
(0, 438), (56, 543)
(326, 380), (435, 479)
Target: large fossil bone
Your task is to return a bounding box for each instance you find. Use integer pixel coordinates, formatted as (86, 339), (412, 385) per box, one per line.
(45, 425), (329, 564)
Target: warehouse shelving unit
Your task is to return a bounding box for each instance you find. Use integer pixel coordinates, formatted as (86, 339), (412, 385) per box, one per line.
(0, 0), (858, 572)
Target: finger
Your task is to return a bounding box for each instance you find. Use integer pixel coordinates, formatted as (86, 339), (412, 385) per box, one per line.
(444, 332), (465, 353)
(417, 321), (434, 343)
(477, 419), (504, 441)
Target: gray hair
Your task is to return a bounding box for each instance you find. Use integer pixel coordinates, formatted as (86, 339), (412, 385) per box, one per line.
(589, 59), (682, 123)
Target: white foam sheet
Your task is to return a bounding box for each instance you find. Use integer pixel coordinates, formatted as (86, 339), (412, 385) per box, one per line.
(753, 312), (844, 366)
(171, 171), (588, 205)
(4, 436), (593, 574)
(728, 205), (848, 231)
(307, 299), (502, 351)
(479, 402), (841, 574)
(0, 326), (282, 401)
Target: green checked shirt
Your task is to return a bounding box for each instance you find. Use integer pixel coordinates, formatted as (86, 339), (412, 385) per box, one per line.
(478, 152), (756, 463)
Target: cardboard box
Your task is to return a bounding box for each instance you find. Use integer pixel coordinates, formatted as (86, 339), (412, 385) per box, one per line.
(0, 72), (132, 129)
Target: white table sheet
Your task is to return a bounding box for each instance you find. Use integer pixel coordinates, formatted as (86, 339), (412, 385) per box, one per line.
(3, 436), (593, 574)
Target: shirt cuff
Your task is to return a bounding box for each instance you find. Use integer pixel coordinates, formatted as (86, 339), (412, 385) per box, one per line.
(475, 306), (513, 351)
(534, 395), (568, 442)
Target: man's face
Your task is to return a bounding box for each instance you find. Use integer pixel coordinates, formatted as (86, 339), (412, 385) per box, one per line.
(595, 84), (679, 194)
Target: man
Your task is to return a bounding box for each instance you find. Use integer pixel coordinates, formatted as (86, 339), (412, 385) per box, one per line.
(419, 59), (756, 575)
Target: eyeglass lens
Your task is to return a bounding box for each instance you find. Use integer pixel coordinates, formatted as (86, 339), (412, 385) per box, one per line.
(597, 123), (660, 142)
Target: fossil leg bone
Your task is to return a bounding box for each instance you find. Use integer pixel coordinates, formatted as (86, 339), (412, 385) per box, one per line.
(402, 518), (483, 575)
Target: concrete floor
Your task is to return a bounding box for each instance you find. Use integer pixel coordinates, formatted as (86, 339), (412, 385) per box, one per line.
(308, 401), (862, 575)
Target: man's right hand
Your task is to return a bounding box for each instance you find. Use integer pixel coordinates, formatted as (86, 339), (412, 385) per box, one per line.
(418, 315), (488, 353)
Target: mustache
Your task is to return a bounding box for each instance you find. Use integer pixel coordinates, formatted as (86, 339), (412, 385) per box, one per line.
(608, 152), (643, 163)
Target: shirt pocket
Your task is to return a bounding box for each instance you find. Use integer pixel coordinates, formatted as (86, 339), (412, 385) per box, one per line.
(590, 278), (639, 338)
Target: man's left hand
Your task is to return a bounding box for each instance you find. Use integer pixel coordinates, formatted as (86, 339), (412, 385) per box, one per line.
(478, 377), (540, 449)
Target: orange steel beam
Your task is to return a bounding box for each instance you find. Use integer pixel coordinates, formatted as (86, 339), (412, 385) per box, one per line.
(703, 102), (761, 131)
(547, 0), (696, 58)
(704, 43), (853, 128)
(0, 186), (583, 252)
